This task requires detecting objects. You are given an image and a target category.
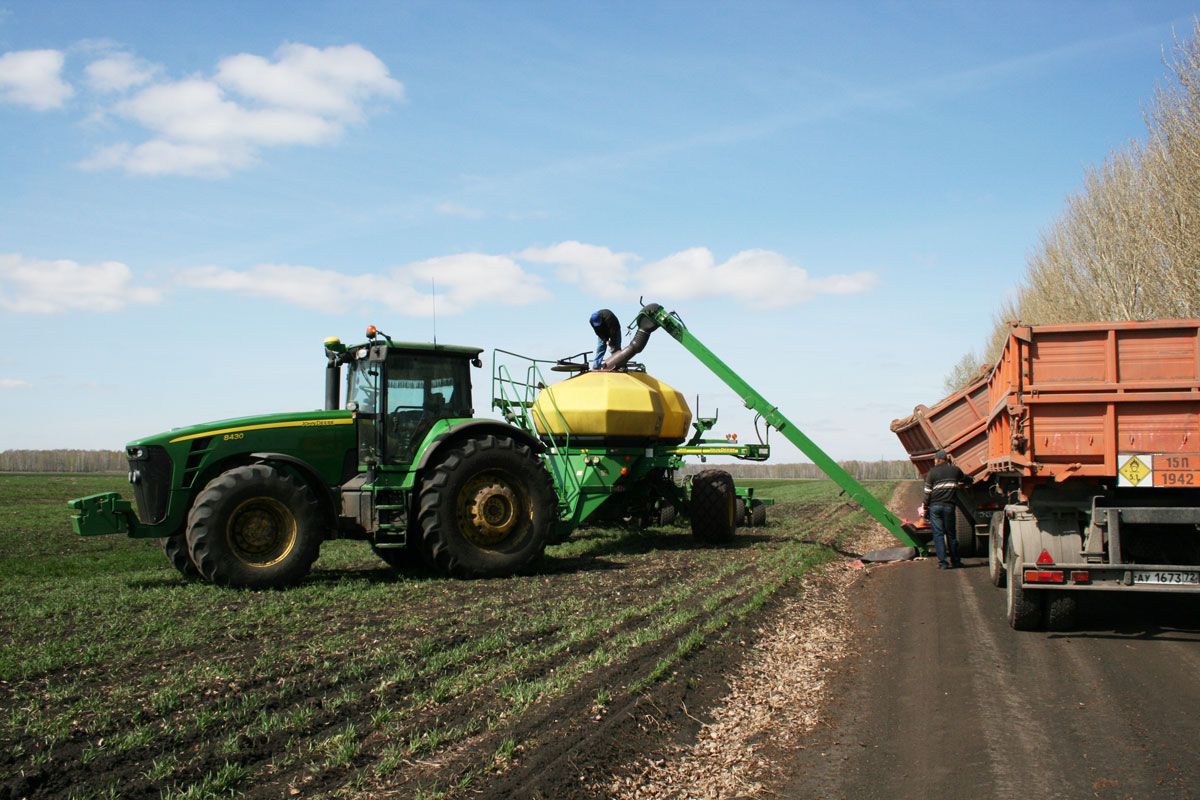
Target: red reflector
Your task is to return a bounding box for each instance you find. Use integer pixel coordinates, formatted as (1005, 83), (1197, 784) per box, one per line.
(1070, 571), (1090, 583)
(1036, 550), (1055, 566)
(1024, 569), (1066, 584)
(620, 467), (629, 476)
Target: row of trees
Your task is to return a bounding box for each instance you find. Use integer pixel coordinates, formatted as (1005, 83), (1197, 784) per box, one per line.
(0, 450), (126, 473)
(683, 460), (917, 480)
(947, 21), (1200, 390)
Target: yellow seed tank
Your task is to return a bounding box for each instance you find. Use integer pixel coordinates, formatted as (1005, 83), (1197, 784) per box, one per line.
(531, 371), (692, 444)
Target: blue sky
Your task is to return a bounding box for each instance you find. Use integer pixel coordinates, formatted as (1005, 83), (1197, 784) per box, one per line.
(0, 1), (1194, 460)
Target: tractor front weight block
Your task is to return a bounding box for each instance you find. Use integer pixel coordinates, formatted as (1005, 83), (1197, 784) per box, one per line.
(67, 492), (143, 537)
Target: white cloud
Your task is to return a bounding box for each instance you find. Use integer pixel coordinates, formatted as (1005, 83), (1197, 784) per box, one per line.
(0, 49), (73, 110)
(435, 202), (484, 220)
(81, 42), (403, 177)
(0, 379), (32, 390)
(520, 241), (638, 300)
(0, 253), (161, 313)
(84, 52), (159, 92)
(177, 254), (549, 316)
(519, 241), (877, 307)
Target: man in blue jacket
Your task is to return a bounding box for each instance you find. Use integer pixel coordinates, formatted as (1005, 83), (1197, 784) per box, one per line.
(590, 309), (622, 370)
(923, 450), (966, 569)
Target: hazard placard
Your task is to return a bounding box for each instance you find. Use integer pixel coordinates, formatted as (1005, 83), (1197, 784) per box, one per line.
(1118, 454), (1200, 487)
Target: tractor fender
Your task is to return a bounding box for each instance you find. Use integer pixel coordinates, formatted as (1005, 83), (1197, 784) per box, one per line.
(413, 420), (545, 472)
(249, 452), (338, 523)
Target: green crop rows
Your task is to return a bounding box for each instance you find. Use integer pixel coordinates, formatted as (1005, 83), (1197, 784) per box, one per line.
(0, 473), (894, 799)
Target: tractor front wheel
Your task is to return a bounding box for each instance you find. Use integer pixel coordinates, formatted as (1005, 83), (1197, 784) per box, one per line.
(416, 435), (556, 578)
(690, 470), (737, 543)
(162, 533), (202, 581)
(186, 465), (324, 589)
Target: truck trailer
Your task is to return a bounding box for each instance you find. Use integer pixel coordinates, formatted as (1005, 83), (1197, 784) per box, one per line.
(893, 319), (1200, 630)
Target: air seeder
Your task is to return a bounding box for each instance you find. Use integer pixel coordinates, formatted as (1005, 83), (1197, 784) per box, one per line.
(70, 303), (916, 588)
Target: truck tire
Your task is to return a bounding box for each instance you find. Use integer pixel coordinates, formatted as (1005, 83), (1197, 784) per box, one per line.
(691, 470), (737, 543)
(162, 533), (202, 581)
(1005, 537), (1042, 630)
(955, 506), (975, 557)
(1043, 593), (1078, 631)
(658, 503), (678, 526)
(988, 512), (1006, 588)
(750, 499), (767, 527)
(416, 435), (556, 578)
(186, 465), (324, 589)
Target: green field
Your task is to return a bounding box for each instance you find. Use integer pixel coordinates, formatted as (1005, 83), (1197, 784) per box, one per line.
(0, 473), (895, 799)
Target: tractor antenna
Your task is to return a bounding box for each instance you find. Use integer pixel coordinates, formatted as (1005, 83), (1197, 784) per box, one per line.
(431, 278), (438, 345)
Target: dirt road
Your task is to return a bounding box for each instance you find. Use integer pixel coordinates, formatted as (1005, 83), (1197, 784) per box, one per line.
(782, 554), (1200, 799)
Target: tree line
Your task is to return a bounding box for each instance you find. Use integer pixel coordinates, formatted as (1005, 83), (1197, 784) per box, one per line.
(0, 450), (126, 473)
(683, 460), (917, 480)
(945, 20), (1200, 391)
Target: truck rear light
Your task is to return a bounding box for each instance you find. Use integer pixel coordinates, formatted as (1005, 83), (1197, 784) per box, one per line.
(1070, 570), (1090, 583)
(1023, 569), (1065, 584)
(1036, 549), (1055, 566)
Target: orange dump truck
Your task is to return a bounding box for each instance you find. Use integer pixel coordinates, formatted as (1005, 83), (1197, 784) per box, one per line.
(893, 320), (1200, 630)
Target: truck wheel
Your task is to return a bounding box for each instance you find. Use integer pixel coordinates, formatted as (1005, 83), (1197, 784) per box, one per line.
(750, 499), (767, 527)
(186, 465), (324, 589)
(162, 533), (202, 581)
(691, 470), (737, 543)
(1043, 593), (1078, 631)
(1005, 537), (1042, 630)
(416, 435), (556, 578)
(988, 512), (1006, 588)
(955, 506), (975, 557)
(658, 503), (678, 526)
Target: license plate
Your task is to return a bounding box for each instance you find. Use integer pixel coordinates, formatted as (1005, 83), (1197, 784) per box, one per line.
(1133, 570), (1200, 585)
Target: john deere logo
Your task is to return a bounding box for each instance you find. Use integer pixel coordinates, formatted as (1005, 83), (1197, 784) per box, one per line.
(1119, 455), (1152, 486)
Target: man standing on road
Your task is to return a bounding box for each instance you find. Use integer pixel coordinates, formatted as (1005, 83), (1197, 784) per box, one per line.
(923, 450), (966, 570)
(590, 309), (622, 370)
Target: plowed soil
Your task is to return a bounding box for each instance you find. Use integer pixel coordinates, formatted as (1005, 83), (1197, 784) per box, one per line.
(0, 474), (899, 799)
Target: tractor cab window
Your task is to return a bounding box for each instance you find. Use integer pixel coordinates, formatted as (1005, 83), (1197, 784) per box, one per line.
(346, 351), (382, 464)
(383, 353), (472, 464)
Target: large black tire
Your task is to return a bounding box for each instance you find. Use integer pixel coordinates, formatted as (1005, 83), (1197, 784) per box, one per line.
(987, 512), (1006, 588)
(416, 435), (556, 578)
(1005, 537), (1043, 630)
(750, 499), (767, 527)
(690, 470), (737, 544)
(186, 465), (324, 589)
(1043, 593), (1078, 631)
(955, 506), (976, 557)
(162, 533), (202, 581)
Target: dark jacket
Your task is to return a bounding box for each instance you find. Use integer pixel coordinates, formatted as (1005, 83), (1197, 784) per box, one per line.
(590, 309), (621, 345)
(924, 462), (965, 507)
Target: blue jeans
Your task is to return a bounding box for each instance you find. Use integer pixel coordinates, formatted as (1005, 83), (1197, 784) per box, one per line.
(593, 334), (621, 370)
(928, 503), (960, 566)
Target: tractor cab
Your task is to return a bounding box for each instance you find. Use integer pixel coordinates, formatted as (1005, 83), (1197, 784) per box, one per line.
(328, 328), (483, 467)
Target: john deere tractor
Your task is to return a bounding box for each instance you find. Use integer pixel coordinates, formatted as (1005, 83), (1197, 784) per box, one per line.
(70, 303), (916, 588)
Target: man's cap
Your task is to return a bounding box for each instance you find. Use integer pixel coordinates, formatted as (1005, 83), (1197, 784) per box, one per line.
(935, 450), (948, 460)
(590, 311), (602, 325)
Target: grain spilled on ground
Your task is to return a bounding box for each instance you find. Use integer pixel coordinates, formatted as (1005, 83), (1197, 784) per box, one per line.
(609, 484), (912, 799)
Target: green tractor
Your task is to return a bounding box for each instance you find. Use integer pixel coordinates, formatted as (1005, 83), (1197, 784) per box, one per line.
(70, 303), (916, 588)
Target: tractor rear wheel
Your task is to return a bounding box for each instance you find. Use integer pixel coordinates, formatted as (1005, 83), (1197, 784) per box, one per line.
(750, 499), (767, 527)
(186, 465), (323, 589)
(416, 435), (556, 578)
(690, 470), (737, 544)
(162, 533), (201, 581)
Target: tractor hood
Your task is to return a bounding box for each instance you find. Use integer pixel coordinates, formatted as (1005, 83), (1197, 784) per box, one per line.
(127, 409), (355, 448)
